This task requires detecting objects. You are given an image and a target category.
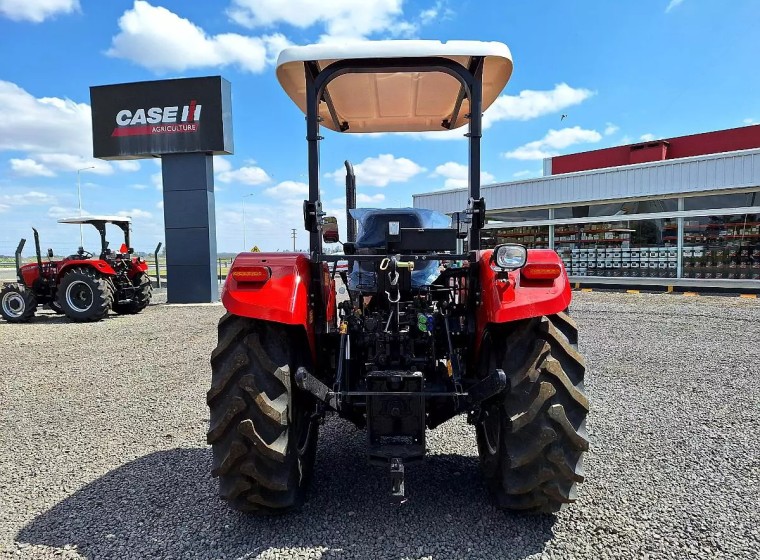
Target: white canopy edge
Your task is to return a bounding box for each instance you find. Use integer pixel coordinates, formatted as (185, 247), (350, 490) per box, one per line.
(58, 215), (131, 224)
(276, 40), (513, 133)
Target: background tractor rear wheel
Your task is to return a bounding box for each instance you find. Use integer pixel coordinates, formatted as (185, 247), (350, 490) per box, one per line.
(476, 312), (589, 514)
(207, 314), (318, 514)
(56, 267), (113, 322)
(112, 273), (152, 315)
(0, 283), (37, 323)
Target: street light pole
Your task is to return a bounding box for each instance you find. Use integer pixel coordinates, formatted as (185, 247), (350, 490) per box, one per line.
(76, 166), (95, 248)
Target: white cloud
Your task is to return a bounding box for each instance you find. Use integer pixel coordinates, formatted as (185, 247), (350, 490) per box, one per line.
(327, 154), (425, 187)
(432, 161), (495, 188)
(107, 1), (288, 73)
(513, 169), (542, 179)
(0, 80), (90, 156)
(36, 153), (112, 175)
(129, 183), (149, 190)
(9, 158), (55, 177)
(418, 1), (452, 24)
(403, 83), (595, 141)
(151, 171), (162, 190)
(0, 0), (79, 23)
(228, 0), (406, 40)
(117, 208), (152, 220)
(0, 81), (126, 177)
(1, 191), (57, 206)
(156, 200), (163, 210)
(604, 123), (620, 136)
(214, 157), (233, 174)
(217, 164), (270, 185)
(503, 126), (602, 160)
(743, 118), (755, 125)
(484, 83), (595, 127)
(47, 205), (86, 219)
(0, 203), (9, 212)
(357, 193), (385, 204)
(665, 0), (684, 13)
(639, 133), (656, 142)
(114, 160), (141, 172)
(264, 180), (308, 197)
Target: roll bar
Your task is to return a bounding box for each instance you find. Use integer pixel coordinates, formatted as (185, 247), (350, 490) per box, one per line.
(302, 56), (486, 257)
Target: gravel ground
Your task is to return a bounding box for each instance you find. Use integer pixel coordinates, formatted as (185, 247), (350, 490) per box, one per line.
(1, 291), (759, 559)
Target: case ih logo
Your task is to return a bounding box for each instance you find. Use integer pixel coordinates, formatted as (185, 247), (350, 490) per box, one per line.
(111, 101), (202, 137)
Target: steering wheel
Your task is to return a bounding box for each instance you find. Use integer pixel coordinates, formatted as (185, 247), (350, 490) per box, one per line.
(77, 248), (94, 259)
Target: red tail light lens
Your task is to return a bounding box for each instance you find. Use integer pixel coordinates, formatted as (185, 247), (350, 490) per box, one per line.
(232, 266), (271, 283)
(521, 262), (562, 280)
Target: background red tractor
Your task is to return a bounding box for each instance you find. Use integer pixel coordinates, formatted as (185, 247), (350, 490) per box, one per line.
(208, 41), (588, 514)
(0, 216), (152, 323)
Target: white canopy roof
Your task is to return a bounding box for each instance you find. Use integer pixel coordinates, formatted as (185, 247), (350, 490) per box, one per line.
(276, 40), (513, 133)
(58, 216), (131, 224)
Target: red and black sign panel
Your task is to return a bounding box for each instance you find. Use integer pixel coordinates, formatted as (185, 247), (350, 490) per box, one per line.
(90, 76), (233, 160)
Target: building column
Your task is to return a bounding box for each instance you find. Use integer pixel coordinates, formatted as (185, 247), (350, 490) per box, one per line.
(161, 153), (218, 303)
(676, 197), (684, 279)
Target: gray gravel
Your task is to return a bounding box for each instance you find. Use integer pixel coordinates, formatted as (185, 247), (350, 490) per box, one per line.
(1, 291), (759, 559)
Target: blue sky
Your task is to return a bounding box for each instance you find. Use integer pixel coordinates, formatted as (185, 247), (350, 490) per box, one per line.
(0, 0), (757, 254)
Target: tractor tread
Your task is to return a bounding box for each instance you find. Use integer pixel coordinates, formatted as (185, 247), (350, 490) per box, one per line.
(207, 314), (317, 514)
(509, 382), (556, 433)
(56, 267), (112, 322)
(112, 272), (152, 314)
(0, 283), (37, 323)
(477, 313), (589, 514)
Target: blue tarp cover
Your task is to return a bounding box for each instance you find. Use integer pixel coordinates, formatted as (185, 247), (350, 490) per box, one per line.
(348, 208), (451, 289)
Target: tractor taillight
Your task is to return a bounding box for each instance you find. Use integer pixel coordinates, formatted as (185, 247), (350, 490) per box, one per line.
(232, 266), (271, 284)
(521, 263), (562, 280)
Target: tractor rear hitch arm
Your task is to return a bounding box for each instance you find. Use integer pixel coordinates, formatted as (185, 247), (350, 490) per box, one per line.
(295, 367), (507, 413)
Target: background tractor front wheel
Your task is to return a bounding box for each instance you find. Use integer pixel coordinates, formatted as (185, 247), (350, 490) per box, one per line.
(56, 267), (113, 322)
(0, 283), (37, 323)
(207, 315), (318, 514)
(476, 312), (589, 514)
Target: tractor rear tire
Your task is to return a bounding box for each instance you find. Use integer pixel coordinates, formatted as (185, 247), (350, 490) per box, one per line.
(112, 273), (152, 315)
(56, 267), (113, 322)
(0, 283), (37, 323)
(476, 312), (589, 514)
(207, 314), (318, 514)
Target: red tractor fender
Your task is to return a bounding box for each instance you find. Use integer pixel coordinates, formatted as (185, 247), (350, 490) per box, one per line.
(475, 248), (572, 351)
(128, 258), (149, 276)
(222, 253), (335, 361)
(57, 260), (117, 278)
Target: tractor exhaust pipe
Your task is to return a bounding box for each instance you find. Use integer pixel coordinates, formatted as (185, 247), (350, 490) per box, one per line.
(32, 228), (43, 276)
(345, 160), (357, 243)
(15, 238), (26, 283)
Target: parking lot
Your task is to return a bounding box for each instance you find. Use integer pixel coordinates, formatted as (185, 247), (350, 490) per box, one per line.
(1, 291), (758, 559)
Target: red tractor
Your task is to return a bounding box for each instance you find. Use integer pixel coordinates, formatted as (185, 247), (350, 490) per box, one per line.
(208, 41), (588, 514)
(0, 216), (152, 323)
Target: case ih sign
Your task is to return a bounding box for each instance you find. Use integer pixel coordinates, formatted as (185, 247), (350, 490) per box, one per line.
(90, 76), (233, 159)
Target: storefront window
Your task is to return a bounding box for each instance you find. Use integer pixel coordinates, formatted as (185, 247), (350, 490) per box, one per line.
(683, 190), (759, 211)
(681, 213), (760, 280)
(481, 226), (550, 249)
(556, 218), (677, 278)
(487, 208), (549, 222)
(554, 198), (678, 220)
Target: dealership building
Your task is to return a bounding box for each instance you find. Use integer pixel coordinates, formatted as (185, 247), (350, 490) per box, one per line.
(414, 125), (760, 289)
